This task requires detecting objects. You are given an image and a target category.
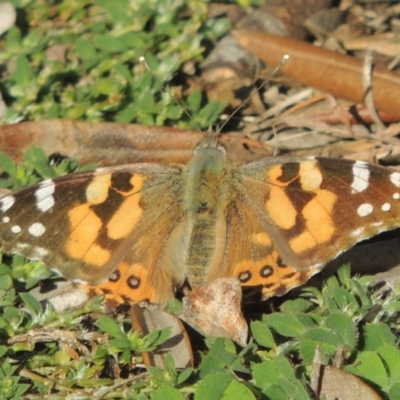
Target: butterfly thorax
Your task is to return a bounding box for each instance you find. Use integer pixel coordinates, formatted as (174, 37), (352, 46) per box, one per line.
(179, 138), (234, 288)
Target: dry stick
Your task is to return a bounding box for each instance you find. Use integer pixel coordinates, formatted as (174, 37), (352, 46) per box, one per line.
(363, 51), (385, 131)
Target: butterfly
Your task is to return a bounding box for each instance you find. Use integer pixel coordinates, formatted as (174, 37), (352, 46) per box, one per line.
(1, 134), (400, 306)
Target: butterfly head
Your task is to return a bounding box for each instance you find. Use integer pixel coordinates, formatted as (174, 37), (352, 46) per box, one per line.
(194, 136), (227, 159)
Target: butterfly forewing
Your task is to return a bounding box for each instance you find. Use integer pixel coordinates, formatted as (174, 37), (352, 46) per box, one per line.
(237, 156), (400, 273)
(0, 164), (185, 304)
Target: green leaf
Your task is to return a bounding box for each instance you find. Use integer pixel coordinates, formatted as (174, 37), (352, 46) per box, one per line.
(346, 351), (388, 389)
(377, 345), (400, 384)
(187, 89), (202, 112)
(384, 301), (400, 315)
(250, 320), (275, 348)
(144, 327), (171, 348)
(300, 328), (344, 364)
(95, 34), (128, 53)
(3, 307), (25, 330)
(280, 298), (314, 314)
(336, 263), (352, 287)
(221, 380), (255, 400)
(23, 146), (57, 179)
(253, 357), (296, 389)
(164, 353), (178, 382)
(76, 38), (97, 61)
(166, 105), (183, 121)
(152, 384), (185, 400)
(261, 385), (288, 400)
(194, 372), (232, 400)
(253, 358), (310, 400)
(253, 361), (281, 389)
(0, 272), (12, 290)
(389, 382), (400, 400)
(325, 313), (356, 348)
(362, 323), (397, 351)
(11, 55), (35, 86)
(266, 313), (308, 337)
(196, 100), (226, 128)
(95, 315), (125, 339)
(326, 287), (360, 313)
(200, 338), (249, 377)
(176, 367), (194, 386)
(109, 338), (131, 350)
(0, 316), (15, 337)
(19, 292), (42, 316)
(0, 152), (18, 178)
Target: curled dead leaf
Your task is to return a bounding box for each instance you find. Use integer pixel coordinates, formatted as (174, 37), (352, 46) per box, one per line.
(179, 278), (248, 347)
(233, 30), (400, 118)
(0, 120), (274, 166)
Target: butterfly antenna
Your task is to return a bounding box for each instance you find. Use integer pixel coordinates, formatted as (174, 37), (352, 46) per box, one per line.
(139, 56), (201, 131)
(217, 54), (290, 134)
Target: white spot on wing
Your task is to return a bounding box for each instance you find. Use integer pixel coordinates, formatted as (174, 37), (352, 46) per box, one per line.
(393, 193), (400, 200)
(31, 246), (48, 258)
(72, 278), (89, 285)
(11, 225), (21, 233)
(0, 196), (15, 212)
(390, 172), (400, 188)
(381, 203), (391, 212)
(35, 180), (55, 212)
(13, 243), (48, 259)
(351, 227), (365, 238)
(15, 243), (29, 251)
(357, 203), (373, 217)
(351, 161), (370, 193)
(2, 216), (10, 223)
(28, 222), (46, 237)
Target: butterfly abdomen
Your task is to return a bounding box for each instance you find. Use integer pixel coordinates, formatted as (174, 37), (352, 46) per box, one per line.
(180, 139), (234, 288)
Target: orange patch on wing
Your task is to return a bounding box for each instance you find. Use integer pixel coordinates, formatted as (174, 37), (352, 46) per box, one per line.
(85, 174), (112, 204)
(267, 165), (288, 185)
(299, 161), (322, 191)
(290, 189), (337, 253)
(261, 264), (322, 299)
(234, 254), (277, 287)
(107, 174), (145, 240)
(234, 250), (323, 299)
(266, 186), (297, 229)
(66, 204), (110, 265)
(252, 232), (272, 247)
(80, 261), (158, 305)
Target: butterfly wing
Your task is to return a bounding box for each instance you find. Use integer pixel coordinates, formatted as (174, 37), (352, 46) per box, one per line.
(0, 164), (185, 304)
(225, 156), (400, 299)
